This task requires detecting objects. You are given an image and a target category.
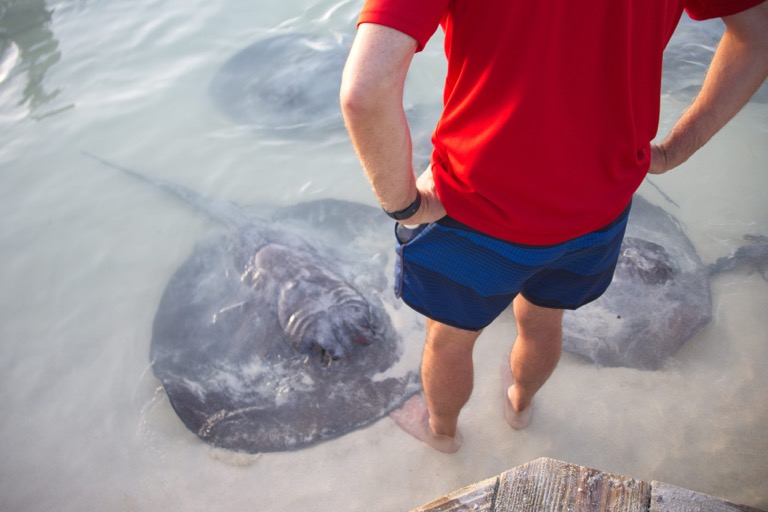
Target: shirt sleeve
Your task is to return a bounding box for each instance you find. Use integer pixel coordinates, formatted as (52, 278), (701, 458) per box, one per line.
(358, 0), (449, 52)
(685, 0), (765, 20)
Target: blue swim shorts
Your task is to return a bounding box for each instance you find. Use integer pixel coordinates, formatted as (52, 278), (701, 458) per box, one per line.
(394, 203), (630, 331)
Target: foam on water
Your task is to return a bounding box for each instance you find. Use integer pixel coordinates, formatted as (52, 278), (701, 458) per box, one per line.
(0, 0), (766, 510)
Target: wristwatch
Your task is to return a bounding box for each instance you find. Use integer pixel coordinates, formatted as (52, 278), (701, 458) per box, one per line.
(383, 191), (422, 221)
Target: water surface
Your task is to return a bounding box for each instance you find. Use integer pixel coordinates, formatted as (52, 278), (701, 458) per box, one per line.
(1, 1), (766, 510)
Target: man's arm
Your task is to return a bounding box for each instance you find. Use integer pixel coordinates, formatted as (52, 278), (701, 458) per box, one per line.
(340, 23), (445, 223)
(649, 1), (768, 174)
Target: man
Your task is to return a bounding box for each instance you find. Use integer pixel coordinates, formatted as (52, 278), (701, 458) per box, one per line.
(340, 0), (768, 453)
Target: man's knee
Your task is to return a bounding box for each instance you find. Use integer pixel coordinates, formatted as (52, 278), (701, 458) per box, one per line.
(425, 319), (481, 354)
(513, 295), (564, 342)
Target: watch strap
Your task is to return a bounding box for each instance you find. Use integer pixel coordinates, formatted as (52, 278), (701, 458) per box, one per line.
(383, 191), (422, 221)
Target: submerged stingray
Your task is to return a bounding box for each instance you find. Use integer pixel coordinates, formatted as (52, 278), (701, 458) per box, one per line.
(84, 153), (420, 453)
(209, 33), (349, 132)
(208, 32), (440, 162)
(563, 195), (767, 370)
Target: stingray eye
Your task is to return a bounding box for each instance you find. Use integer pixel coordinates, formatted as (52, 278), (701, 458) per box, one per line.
(341, 309), (374, 346)
(350, 301), (373, 324)
(352, 332), (373, 347)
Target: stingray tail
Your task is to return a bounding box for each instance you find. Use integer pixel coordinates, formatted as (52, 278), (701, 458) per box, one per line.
(82, 151), (251, 229)
(708, 234), (768, 279)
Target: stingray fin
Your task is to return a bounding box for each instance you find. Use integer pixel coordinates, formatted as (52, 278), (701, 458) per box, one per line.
(708, 234), (768, 279)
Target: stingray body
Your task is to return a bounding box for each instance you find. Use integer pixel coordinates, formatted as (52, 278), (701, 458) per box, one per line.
(208, 32), (440, 164)
(563, 195), (767, 370)
(209, 33), (349, 132)
(85, 154), (420, 453)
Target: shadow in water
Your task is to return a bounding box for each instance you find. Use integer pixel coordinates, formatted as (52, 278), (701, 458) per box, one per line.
(0, 0), (73, 119)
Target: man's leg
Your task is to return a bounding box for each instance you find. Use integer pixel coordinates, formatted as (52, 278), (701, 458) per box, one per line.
(505, 294), (564, 429)
(421, 318), (482, 438)
(390, 318), (481, 453)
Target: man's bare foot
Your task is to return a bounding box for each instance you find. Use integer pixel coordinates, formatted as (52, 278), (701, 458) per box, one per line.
(389, 395), (462, 453)
(500, 363), (533, 430)
(504, 385), (533, 429)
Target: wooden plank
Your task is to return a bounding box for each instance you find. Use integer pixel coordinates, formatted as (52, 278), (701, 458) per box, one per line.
(412, 458), (767, 512)
(650, 481), (766, 512)
(412, 476), (498, 512)
(493, 458), (651, 512)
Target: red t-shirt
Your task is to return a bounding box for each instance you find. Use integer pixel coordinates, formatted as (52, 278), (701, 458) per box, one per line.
(358, 0), (763, 244)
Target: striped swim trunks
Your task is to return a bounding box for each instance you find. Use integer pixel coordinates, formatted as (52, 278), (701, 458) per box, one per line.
(394, 203), (631, 331)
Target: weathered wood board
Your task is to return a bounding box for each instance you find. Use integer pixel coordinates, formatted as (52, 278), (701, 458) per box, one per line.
(494, 458), (649, 511)
(411, 476), (497, 512)
(413, 458), (765, 512)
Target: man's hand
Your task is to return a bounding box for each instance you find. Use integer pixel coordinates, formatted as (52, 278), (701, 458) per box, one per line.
(400, 166), (446, 225)
(647, 143), (670, 175)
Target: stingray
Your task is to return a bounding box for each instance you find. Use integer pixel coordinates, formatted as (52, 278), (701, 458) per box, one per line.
(208, 32), (440, 161)
(209, 33), (350, 132)
(84, 153), (420, 453)
(563, 195), (767, 370)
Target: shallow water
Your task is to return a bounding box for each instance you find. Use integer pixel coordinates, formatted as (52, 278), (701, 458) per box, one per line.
(1, 1), (767, 510)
